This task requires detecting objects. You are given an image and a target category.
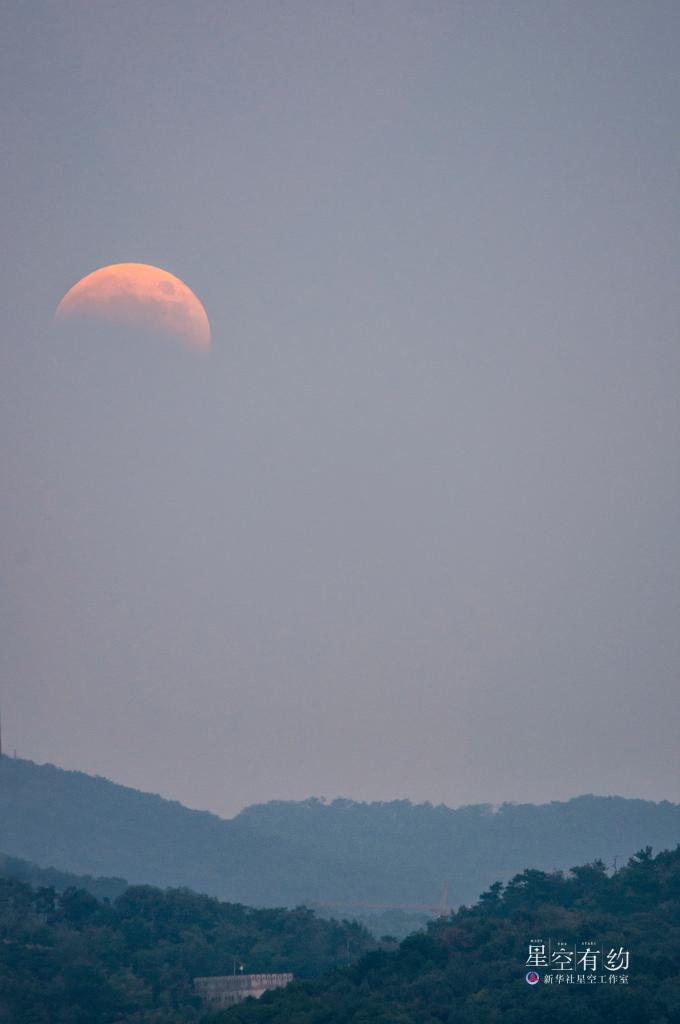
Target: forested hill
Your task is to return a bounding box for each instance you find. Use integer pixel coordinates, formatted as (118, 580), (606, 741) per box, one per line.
(213, 845), (680, 1024)
(0, 878), (377, 1024)
(1, 756), (678, 916)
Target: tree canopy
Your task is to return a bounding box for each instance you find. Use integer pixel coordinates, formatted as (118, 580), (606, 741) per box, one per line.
(213, 844), (680, 1024)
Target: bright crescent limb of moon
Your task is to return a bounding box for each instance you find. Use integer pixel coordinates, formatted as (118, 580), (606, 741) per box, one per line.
(55, 263), (211, 352)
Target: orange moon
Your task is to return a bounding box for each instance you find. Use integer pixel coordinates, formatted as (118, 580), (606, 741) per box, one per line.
(55, 262), (211, 352)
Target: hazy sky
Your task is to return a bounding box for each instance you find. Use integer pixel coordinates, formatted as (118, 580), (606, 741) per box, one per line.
(2, 1), (678, 818)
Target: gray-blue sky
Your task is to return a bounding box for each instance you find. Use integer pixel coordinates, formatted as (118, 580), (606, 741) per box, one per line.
(1, 1), (678, 817)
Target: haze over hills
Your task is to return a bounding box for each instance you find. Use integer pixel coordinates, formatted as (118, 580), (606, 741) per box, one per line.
(1, 757), (678, 925)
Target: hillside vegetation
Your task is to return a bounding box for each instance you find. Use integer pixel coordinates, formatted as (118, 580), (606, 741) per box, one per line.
(0, 879), (376, 1024)
(214, 845), (680, 1024)
(3, 845), (677, 1024)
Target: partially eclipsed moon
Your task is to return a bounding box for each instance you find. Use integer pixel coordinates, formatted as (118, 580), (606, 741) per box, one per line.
(55, 263), (211, 352)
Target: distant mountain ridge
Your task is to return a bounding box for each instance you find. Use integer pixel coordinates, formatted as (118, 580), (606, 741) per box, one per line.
(1, 757), (678, 917)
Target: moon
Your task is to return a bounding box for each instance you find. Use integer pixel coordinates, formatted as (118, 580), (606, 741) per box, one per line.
(55, 262), (211, 352)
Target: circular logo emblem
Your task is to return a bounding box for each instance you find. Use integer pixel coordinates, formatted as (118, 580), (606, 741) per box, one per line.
(526, 971), (540, 985)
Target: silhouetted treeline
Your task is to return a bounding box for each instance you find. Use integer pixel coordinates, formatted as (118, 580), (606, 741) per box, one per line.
(213, 844), (680, 1024)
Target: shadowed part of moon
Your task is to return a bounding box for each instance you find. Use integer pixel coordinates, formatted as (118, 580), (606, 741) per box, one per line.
(55, 262), (211, 352)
